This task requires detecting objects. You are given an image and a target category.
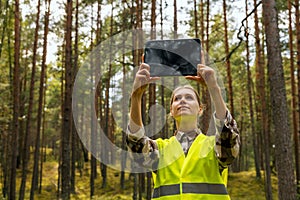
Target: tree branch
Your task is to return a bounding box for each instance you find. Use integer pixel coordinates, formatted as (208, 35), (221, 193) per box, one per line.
(214, 1), (262, 63)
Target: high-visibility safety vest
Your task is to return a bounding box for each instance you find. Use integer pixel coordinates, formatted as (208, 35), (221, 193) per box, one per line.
(152, 133), (230, 200)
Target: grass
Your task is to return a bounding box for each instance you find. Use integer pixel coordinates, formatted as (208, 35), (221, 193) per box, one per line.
(228, 170), (278, 200)
(0, 159), (278, 200)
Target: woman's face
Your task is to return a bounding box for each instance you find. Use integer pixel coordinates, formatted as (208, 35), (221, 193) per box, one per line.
(170, 88), (201, 119)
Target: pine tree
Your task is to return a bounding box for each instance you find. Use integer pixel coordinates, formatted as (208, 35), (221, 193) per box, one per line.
(263, 0), (297, 198)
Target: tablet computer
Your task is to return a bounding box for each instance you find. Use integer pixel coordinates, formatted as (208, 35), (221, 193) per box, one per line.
(144, 38), (201, 76)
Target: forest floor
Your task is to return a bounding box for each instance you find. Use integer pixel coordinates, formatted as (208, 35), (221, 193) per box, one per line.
(0, 160), (278, 200)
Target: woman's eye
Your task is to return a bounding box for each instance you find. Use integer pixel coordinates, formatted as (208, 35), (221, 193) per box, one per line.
(186, 95), (194, 100)
(174, 96), (181, 101)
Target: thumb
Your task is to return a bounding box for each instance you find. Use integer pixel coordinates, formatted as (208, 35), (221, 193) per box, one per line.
(185, 76), (205, 85)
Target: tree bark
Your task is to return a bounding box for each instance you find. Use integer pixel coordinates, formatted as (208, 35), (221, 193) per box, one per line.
(253, 0), (272, 197)
(294, 0), (300, 192)
(70, 0), (79, 193)
(89, 3), (97, 197)
(205, 0), (209, 52)
(19, 0), (41, 199)
(193, 0), (198, 38)
(253, 0), (262, 180)
(262, 0), (297, 199)
(245, 0), (254, 172)
(61, 0), (73, 199)
(173, 0), (178, 39)
(199, 0), (211, 136)
(10, 0), (21, 198)
(39, 76), (47, 193)
(222, 0), (234, 117)
(30, 0), (51, 198)
(223, 0), (239, 172)
(146, 2), (156, 199)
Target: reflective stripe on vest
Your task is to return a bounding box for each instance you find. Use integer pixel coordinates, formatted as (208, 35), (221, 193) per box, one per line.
(152, 183), (228, 198)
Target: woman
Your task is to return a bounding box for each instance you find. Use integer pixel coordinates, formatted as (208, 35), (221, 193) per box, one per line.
(126, 61), (240, 199)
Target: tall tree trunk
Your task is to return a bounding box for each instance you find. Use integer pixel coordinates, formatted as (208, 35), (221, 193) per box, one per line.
(223, 0), (239, 172)
(139, 1), (145, 199)
(245, 0), (253, 172)
(173, 0), (179, 90)
(39, 72), (47, 193)
(120, 0), (128, 190)
(222, 0), (234, 117)
(131, 0), (143, 199)
(18, 47), (30, 170)
(61, 0), (73, 199)
(254, 0), (272, 197)
(159, 0), (168, 138)
(102, 0), (115, 189)
(199, 0), (204, 43)
(71, 0), (79, 193)
(10, 0), (21, 198)
(173, 0), (178, 39)
(260, 27), (273, 200)
(294, 0), (300, 192)
(90, 66), (97, 197)
(131, 0), (138, 198)
(2, 132), (9, 198)
(193, 0), (198, 38)
(205, 0), (209, 52)
(30, 0), (51, 198)
(199, 0), (211, 135)
(96, 4), (103, 185)
(4, 6), (13, 198)
(57, 54), (64, 198)
(146, 2), (156, 199)
(19, 0), (41, 199)
(89, 3), (97, 197)
(159, 0), (164, 39)
(262, 0), (297, 199)
(253, 0), (262, 179)
(120, 33), (127, 190)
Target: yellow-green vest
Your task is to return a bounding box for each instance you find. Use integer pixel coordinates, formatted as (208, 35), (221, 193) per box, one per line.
(152, 134), (230, 200)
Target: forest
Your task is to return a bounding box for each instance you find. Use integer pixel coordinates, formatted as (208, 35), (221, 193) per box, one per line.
(0, 0), (299, 199)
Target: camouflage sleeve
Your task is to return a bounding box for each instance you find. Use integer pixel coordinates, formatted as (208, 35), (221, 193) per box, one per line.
(214, 110), (240, 170)
(126, 126), (159, 170)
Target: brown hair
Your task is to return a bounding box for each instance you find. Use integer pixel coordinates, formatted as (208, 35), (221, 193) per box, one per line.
(170, 85), (202, 107)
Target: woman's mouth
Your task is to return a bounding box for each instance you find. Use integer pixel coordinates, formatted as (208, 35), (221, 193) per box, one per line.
(178, 106), (189, 110)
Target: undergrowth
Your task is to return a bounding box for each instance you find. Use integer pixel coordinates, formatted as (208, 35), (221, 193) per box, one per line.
(0, 160), (279, 200)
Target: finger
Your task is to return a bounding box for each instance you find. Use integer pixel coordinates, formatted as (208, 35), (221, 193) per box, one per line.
(139, 63), (150, 71)
(149, 77), (161, 82)
(140, 63), (150, 70)
(141, 54), (144, 63)
(200, 50), (205, 65)
(197, 64), (206, 74)
(136, 74), (150, 86)
(197, 64), (206, 68)
(137, 68), (150, 77)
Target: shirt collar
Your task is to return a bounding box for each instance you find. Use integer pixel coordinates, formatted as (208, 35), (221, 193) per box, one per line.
(175, 129), (201, 142)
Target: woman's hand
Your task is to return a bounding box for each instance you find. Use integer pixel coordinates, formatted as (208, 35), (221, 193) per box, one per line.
(185, 64), (218, 89)
(129, 63), (160, 131)
(132, 63), (160, 98)
(185, 51), (218, 89)
(185, 51), (226, 119)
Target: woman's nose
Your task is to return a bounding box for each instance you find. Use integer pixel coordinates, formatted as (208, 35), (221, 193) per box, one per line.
(179, 98), (186, 104)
